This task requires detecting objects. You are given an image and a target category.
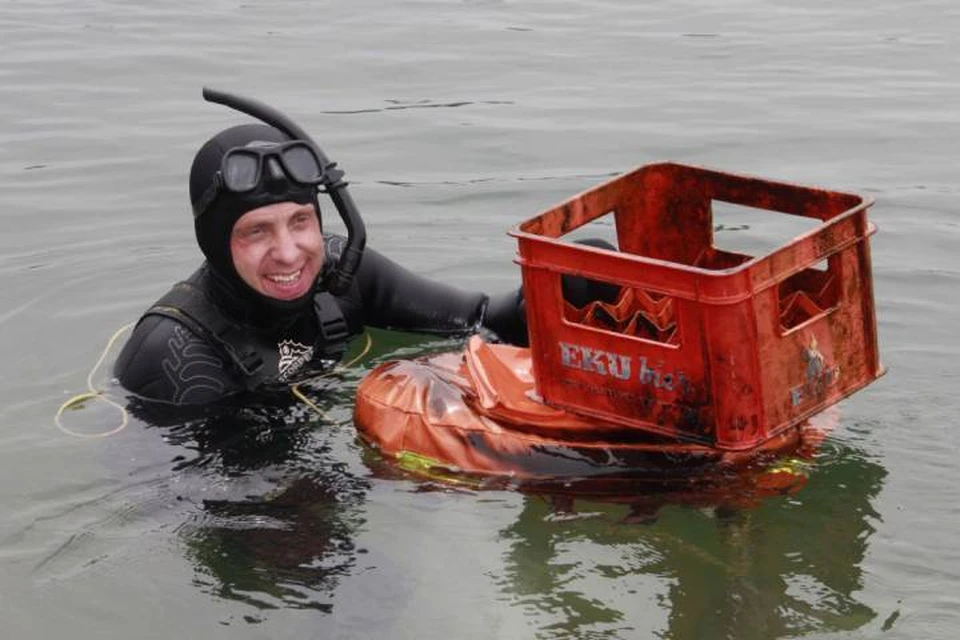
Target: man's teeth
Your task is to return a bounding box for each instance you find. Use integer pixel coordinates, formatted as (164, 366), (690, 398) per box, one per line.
(266, 269), (302, 284)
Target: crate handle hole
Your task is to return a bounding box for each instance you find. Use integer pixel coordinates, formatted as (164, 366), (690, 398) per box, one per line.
(778, 257), (839, 332)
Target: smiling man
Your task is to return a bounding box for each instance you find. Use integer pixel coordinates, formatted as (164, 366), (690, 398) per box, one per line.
(114, 114), (527, 406)
(230, 201), (325, 302)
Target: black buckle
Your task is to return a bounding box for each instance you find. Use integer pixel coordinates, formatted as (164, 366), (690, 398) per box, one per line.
(213, 325), (264, 377)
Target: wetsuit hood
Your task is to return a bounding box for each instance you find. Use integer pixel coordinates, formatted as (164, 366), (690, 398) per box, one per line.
(189, 123), (322, 321)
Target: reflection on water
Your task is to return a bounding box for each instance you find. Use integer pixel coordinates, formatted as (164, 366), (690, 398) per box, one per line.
(122, 330), (452, 615)
(128, 378), (370, 615)
(496, 437), (886, 639)
(185, 472), (366, 614)
(131, 328), (887, 635)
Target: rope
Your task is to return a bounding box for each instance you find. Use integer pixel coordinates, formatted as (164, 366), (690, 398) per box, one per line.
(54, 322), (135, 438)
(290, 330), (374, 421)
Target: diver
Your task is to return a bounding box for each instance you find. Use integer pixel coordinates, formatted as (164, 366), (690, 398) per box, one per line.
(114, 89), (527, 405)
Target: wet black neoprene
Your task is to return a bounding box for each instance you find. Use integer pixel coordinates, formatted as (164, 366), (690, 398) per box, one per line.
(114, 235), (523, 404)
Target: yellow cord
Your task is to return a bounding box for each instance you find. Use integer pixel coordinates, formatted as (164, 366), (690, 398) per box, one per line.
(341, 330), (375, 370)
(290, 384), (329, 418)
(290, 330), (374, 421)
(54, 322), (135, 439)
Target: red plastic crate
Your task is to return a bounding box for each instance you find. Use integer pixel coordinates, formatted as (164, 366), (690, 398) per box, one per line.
(510, 162), (883, 451)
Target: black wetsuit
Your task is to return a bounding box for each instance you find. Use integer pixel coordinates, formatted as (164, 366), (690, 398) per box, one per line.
(115, 235), (520, 405)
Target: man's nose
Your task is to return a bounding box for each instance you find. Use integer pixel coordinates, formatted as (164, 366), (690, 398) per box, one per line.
(272, 226), (300, 264)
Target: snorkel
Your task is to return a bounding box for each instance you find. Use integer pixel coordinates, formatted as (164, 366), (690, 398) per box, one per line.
(201, 87), (366, 296)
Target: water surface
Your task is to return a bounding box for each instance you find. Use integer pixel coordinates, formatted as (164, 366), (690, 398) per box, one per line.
(1, 1), (958, 638)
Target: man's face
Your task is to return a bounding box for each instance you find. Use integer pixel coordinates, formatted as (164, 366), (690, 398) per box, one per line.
(230, 201), (324, 301)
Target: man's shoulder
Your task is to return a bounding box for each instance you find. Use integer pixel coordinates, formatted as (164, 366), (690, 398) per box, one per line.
(114, 313), (239, 405)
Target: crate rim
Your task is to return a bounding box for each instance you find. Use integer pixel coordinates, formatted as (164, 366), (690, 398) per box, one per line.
(510, 161), (875, 235)
(508, 162), (876, 298)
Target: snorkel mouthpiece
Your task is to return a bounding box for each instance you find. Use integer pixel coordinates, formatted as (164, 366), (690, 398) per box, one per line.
(201, 87), (366, 296)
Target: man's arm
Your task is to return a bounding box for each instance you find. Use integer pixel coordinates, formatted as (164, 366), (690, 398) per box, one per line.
(326, 236), (525, 343)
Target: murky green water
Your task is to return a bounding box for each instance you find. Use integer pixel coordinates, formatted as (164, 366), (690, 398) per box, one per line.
(2, 1), (958, 638)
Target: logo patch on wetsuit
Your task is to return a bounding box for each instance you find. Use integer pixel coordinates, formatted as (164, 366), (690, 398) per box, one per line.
(277, 339), (315, 381)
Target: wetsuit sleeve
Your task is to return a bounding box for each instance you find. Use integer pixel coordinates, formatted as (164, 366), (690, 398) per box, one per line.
(355, 245), (488, 333)
(113, 315), (243, 405)
(324, 235), (485, 335)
